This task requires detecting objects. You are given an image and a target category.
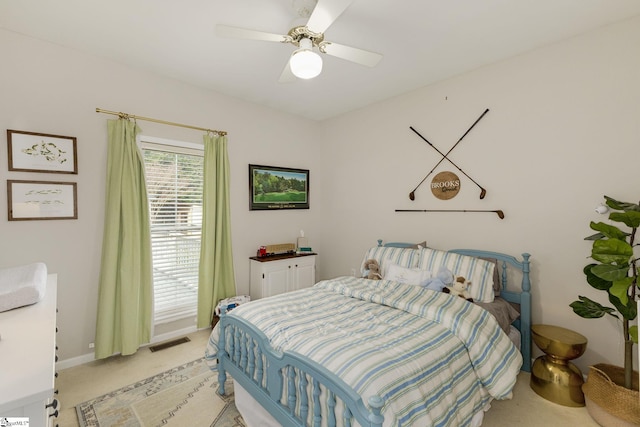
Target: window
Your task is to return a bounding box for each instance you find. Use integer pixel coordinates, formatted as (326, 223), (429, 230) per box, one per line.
(140, 136), (204, 325)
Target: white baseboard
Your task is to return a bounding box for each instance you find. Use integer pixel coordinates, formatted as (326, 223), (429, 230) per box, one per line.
(57, 352), (95, 370)
(56, 325), (200, 370)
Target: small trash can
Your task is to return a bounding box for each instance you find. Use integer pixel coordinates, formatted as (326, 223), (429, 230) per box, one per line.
(211, 295), (251, 328)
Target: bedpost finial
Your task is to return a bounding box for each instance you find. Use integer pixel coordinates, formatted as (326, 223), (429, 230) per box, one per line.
(367, 395), (384, 426)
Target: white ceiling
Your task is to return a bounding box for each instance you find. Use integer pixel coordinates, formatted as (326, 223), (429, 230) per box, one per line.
(2, 0), (640, 120)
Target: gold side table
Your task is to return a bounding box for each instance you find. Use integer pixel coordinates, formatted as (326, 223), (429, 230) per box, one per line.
(530, 324), (588, 407)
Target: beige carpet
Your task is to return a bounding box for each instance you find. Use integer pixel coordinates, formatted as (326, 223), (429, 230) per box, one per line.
(57, 329), (601, 427)
(75, 357), (244, 427)
(482, 371), (599, 426)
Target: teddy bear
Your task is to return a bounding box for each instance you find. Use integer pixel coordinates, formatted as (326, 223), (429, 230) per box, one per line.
(442, 276), (474, 302)
(362, 259), (383, 280)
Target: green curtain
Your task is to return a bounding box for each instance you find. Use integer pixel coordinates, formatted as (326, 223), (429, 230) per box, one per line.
(197, 133), (236, 328)
(95, 119), (153, 359)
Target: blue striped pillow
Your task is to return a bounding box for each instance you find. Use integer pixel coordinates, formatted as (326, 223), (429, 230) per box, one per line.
(360, 247), (420, 277)
(417, 248), (496, 302)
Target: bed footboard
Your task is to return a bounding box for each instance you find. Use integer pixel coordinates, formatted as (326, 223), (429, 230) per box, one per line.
(217, 307), (385, 427)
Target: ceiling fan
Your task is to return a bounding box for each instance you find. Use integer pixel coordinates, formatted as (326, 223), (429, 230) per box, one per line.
(215, 0), (382, 82)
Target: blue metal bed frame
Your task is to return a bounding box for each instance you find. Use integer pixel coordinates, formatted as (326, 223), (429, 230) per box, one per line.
(216, 243), (532, 426)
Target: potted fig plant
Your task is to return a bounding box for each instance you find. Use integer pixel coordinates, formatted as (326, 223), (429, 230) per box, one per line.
(570, 196), (639, 425)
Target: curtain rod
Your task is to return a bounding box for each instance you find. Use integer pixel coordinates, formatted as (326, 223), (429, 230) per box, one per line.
(95, 108), (227, 136)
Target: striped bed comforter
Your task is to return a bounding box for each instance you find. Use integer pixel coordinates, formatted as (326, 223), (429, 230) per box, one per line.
(206, 276), (522, 426)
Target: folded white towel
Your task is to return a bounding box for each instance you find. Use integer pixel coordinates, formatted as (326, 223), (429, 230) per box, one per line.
(0, 262), (47, 312)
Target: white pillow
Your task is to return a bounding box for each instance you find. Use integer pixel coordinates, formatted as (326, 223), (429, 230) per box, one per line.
(417, 248), (496, 302)
(0, 262), (47, 312)
(379, 256), (408, 277)
(384, 264), (432, 286)
(360, 246), (420, 277)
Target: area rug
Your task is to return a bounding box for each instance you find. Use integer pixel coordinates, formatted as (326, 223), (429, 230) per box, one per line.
(76, 357), (245, 427)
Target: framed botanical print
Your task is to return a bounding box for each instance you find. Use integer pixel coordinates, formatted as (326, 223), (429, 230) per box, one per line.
(7, 180), (78, 220)
(7, 129), (78, 174)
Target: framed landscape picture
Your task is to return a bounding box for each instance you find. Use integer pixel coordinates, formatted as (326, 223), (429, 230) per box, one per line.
(249, 164), (309, 210)
(7, 180), (78, 221)
(7, 129), (78, 174)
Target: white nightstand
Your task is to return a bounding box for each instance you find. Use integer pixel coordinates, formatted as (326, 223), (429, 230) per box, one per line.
(249, 253), (316, 299)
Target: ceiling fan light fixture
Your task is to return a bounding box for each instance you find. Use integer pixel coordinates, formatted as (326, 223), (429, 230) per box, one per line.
(289, 38), (322, 79)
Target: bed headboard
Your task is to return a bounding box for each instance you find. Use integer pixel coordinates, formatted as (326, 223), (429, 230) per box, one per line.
(377, 240), (532, 372)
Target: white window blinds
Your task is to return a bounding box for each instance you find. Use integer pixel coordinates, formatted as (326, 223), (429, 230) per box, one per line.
(141, 139), (204, 325)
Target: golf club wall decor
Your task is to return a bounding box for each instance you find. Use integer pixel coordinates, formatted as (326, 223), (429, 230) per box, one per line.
(400, 108), (504, 219)
(395, 209), (505, 219)
(408, 108), (489, 200)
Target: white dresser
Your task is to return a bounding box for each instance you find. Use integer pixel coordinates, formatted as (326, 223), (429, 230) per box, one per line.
(0, 274), (58, 426)
(250, 253), (316, 299)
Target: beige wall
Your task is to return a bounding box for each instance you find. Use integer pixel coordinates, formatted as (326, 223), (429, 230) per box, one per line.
(319, 16), (640, 373)
(1, 14), (639, 373)
(0, 29), (324, 364)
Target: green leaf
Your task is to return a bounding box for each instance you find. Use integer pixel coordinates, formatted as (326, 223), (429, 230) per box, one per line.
(609, 211), (640, 228)
(604, 196), (640, 212)
(589, 221), (629, 240)
(570, 296), (618, 319)
(585, 232), (605, 241)
(584, 264), (612, 291)
(608, 293), (637, 320)
(609, 276), (634, 305)
(630, 326), (638, 344)
(591, 239), (633, 265)
(592, 263), (631, 282)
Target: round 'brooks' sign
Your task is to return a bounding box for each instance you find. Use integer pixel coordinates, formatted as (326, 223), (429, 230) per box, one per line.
(431, 171), (461, 200)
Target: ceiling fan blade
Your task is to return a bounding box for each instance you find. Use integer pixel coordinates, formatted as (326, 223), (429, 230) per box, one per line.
(278, 59), (297, 83)
(321, 42), (382, 67)
(215, 24), (287, 43)
(306, 0), (354, 34)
